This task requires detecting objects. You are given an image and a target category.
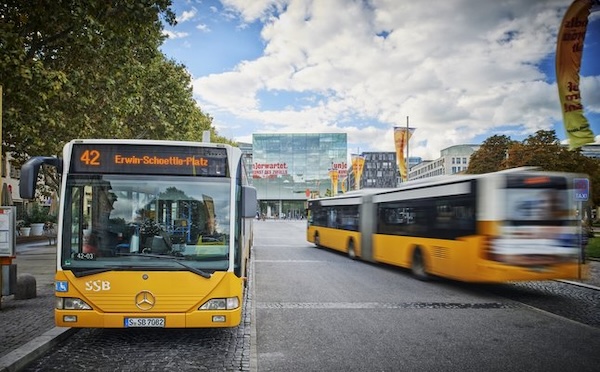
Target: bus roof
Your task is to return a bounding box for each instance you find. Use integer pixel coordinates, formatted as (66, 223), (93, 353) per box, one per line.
(313, 167), (584, 205)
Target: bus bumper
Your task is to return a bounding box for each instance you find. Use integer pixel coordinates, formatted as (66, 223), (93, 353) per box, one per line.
(55, 309), (242, 328)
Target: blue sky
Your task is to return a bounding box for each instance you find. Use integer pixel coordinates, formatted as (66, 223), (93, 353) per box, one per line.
(160, 0), (600, 160)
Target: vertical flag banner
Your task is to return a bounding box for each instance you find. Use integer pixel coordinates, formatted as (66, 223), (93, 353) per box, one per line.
(351, 154), (365, 190)
(556, 0), (595, 149)
(328, 168), (339, 196)
(340, 177), (347, 194)
(394, 127), (415, 182)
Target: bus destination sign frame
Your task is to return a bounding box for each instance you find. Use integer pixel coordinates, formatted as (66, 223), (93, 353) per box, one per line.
(70, 144), (229, 177)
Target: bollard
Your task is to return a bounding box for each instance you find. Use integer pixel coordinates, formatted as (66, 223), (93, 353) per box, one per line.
(15, 273), (36, 300)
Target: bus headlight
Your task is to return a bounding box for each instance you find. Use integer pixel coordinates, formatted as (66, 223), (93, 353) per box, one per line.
(56, 297), (92, 310)
(199, 297), (239, 310)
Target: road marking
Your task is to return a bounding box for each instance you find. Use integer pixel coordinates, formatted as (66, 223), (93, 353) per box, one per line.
(254, 244), (302, 247)
(256, 302), (521, 309)
(254, 259), (326, 263)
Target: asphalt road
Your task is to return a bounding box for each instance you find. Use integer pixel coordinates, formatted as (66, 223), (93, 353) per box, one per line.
(253, 221), (600, 372)
(18, 220), (600, 371)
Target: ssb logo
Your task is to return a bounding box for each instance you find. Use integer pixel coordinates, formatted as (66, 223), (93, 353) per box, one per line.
(85, 280), (111, 292)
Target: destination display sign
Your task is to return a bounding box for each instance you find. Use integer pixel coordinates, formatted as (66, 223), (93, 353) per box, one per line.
(70, 144), (229, 177)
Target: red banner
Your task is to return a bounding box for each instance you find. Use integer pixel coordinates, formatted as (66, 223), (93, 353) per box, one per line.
(252, 162), (288, 178)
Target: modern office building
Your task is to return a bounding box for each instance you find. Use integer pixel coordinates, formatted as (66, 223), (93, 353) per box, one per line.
(237, 141), (253, 177)
(252, 133), (347, 219)
(408, 144), (479, 180)
(581, 143), (600, 159)
(345, 152), (398, 190)
(408, 156), (422, 171)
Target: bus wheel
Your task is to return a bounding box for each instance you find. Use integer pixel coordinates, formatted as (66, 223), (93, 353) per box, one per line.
(314, 233), (321, 248)
(347, 240), (357, 260)
(411, 248), (430, 281)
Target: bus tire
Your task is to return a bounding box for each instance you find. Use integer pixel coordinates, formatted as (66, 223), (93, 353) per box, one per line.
(347, 240), (357, 260)
(411, 248), (430, 281)
(314, 233), (321, 248)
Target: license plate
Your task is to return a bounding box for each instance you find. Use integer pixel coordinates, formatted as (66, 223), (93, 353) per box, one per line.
(125, 317), (165, 327)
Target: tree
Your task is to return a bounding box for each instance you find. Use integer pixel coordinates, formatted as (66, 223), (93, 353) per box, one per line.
(468, 130), (600, 206)
(503, 130), (571, 171)
(505, 130), (600, 206)
(1, 1), (228, 167)
(466, 135), (515, 174)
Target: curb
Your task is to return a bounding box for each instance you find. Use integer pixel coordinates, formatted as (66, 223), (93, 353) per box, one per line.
(15, 236), (50, 246)
(0, 327), (79, 372)
(556, 279), (600, 291)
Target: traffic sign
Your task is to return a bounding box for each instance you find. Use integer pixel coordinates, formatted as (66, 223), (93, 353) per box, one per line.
(574, 178), (589, 201)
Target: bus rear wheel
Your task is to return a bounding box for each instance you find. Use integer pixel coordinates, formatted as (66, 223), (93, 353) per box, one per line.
(347, 240), (356, 260)
(314, 233), (321, 248)
(411, 248), (430, 281)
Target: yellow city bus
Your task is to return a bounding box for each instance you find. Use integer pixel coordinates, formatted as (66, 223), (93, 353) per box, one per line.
(307, 168), (589, 283)
(20, 139), (256, 328)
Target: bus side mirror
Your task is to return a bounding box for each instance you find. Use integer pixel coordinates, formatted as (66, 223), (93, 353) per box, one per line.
(19, 156), (62, 199)
(241, 186), (257, 218)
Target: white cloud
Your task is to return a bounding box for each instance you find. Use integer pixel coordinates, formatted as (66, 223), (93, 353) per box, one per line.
(190, 0), (592, 160)
(221, 0), (288, 22)
(582, 76), (600, 113)
(163, 30), (189, 39)
(196, 23), (211, 32)
(177, 7), (197, 23)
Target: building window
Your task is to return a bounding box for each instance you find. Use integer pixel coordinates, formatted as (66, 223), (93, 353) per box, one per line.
(9, 163), (20, 179)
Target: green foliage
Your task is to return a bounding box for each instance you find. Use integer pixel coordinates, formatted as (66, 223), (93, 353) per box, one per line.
(504, 130), (574, 171)
(467, 130), (600, 206)
(23, 202), (56, 225)
(587, 238), (600, 259)
(1, 0), (228, 172)
(466, 135), (515, 174)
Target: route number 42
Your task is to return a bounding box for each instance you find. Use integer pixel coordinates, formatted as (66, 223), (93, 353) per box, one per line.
(80, 149), (101, 166)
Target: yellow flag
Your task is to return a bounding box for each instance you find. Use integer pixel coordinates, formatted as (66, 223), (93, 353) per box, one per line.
(351, 154), (365, 190)
(394, 127), (415, 182)
(556, 0), (595, 149)
(328, 168), (339, 195)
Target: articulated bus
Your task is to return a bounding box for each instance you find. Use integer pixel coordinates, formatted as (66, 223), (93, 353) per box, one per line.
(20, 139), (257, 328)
(307, 168), (589, 283)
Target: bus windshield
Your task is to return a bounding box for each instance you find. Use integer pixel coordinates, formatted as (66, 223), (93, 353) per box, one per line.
(492, 174), (579, 266)
(62, 174), (231, 274)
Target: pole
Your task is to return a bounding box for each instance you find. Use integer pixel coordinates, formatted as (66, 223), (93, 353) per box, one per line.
(406, 116), (409, 181)
(0, 85), (3, 208)
(0, 86), (3, 308)
(578, 201), (583, 279)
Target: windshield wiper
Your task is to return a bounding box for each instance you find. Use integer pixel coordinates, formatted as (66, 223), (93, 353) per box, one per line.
(117, 252), (212, 279)
(176, 253), (228, 261)
(172, 259), (212, 279)
(72, 267), (119, 278)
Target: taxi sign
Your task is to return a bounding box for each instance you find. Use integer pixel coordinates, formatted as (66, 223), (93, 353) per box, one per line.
(574, 178), (589, 201)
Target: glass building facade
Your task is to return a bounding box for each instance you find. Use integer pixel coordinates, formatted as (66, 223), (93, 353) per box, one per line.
(252, 133), (347, 219)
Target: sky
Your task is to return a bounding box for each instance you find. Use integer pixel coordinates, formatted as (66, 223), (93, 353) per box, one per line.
(160, 0), (600, 161)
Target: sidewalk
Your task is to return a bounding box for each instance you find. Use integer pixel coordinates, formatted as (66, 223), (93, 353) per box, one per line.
(0, 237), (77, 372)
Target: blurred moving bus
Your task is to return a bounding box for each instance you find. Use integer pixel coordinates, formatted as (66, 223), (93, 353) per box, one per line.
(20, 139), (257, 328)
(306, 168), (589, 283)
